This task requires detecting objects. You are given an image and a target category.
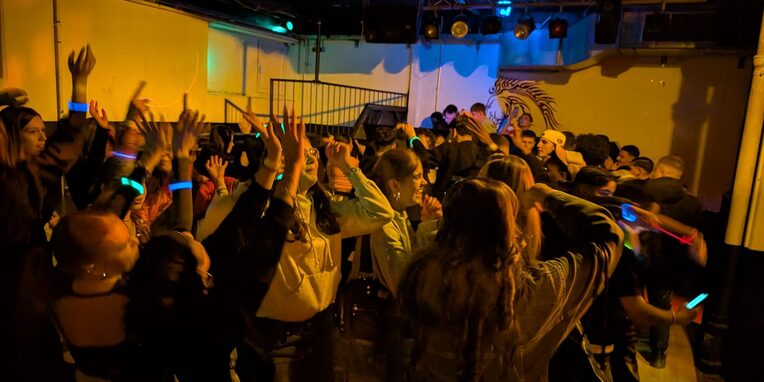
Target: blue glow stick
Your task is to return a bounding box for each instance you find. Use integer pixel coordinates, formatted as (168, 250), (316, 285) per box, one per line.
(112, 151), (137, 160)
(169, 181), (193, 192)
(686, 293), (708, 309)
(276, 173), (284, 181)
(120, 177), (144, 195)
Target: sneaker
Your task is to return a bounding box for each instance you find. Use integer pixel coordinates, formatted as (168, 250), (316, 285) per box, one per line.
(650, 351), (667, 369)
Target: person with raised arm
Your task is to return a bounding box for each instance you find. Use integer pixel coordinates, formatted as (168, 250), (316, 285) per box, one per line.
(0, 45), (96, 382)
(235, 106), (394, 382)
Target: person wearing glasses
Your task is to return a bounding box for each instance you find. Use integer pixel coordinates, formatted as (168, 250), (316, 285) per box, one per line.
(236, 113), (394, 382)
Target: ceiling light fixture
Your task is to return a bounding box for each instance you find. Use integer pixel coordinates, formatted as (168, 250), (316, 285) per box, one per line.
(451, 15), (469, 38)
(481, 15), (502, 35)
(422, 18), (440, 39)
(514, 17), (535, 40)
(548, 18), (568, 38)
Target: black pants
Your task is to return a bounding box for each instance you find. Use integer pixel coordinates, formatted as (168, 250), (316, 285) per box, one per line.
(236, 308), (337, 382)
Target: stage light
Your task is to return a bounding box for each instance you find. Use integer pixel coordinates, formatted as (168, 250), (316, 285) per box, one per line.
(548, 18), (568, 38)
(286, 21), (294, 31)
(514, 17), (535, 40)
(422, 18), (440, 39)
(450, 15), (469, 38)
(481, 16), (502, 35)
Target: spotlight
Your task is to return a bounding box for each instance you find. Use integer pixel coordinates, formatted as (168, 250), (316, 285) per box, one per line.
(514, 17), (535, 40)
(286, 21), (294, 31)
(548, 18), (568, 39)
(450, 15), (469, 39)
(422, 18), (440, 39)
(481, 16), (502, 35)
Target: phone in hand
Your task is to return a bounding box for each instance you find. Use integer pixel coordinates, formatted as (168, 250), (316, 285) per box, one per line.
(686, 293), (708, 309)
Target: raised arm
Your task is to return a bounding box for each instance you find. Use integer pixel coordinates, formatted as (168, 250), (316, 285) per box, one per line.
(207, 107), (306, 310)
(170, 109), (207, 231)
(527, 184), (624, 322)
(327, 141), (394, 238)
(31, 46), (96, 189)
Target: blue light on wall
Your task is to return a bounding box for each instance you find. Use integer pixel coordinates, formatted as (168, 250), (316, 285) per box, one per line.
(271, 25), (288, 33)
(498, 2), (512, 18)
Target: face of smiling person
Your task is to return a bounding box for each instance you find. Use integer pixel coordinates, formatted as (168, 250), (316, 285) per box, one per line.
(388, 162), (426, 210)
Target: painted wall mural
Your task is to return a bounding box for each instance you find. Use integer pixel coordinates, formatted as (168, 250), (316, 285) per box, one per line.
(486, 77), (561, 132)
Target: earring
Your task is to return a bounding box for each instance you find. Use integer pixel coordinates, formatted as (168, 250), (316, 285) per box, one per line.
(100, 272), (108, 280)
(394, 192), (401, 202)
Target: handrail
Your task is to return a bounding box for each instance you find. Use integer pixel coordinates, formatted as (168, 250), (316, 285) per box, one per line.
(269, 78), (409, 135)
(272, 79), (408, 97)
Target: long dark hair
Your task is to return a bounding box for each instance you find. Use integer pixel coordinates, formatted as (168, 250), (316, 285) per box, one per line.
(0, 106), (41, 167)
(399, 178), (524, 381)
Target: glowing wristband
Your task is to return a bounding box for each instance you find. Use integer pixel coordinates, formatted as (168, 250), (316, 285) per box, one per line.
(120, 177), (144, 195)
(408, 136), (421, 147)
(169, 181), (193, 192)
(68, 101), (88, 113)
(112, 151), (137, 160)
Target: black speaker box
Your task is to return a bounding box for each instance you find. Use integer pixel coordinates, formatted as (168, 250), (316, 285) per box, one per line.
(363, 6), (418, 44)
(595, 0), (622, 44)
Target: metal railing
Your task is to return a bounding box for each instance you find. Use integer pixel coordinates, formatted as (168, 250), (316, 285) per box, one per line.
(269, 79), (408, 136)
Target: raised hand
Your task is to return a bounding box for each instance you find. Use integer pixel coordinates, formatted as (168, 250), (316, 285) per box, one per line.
(175, 110), (207, 159)
(421, 195), (443, 221)
(238, 105), (262, 135)
(396, 122), (416, 140)
(458, 111), (493, 147)
(136, 112), (170, 171)
(245, 107), (281, 164)
(205, 155), (228, 187)
(68, 45), (96, 105)
(273, 105), (305, 171)
(0, 88), (29, 106)
(325, 141), (355, 174)
(89, 100), (110, 130)
(68, 45), (96, 86)
(126, 81), (149, 124)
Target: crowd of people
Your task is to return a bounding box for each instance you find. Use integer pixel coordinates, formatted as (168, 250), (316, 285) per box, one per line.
(0, 46), (709, 382)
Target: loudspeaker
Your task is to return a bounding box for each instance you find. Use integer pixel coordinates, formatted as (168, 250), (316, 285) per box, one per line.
(595, 0), (622, 44)
(363, 6), (418, 44)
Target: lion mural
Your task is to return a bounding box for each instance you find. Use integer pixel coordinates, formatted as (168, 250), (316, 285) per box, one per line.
(486, 77), (561, 132)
